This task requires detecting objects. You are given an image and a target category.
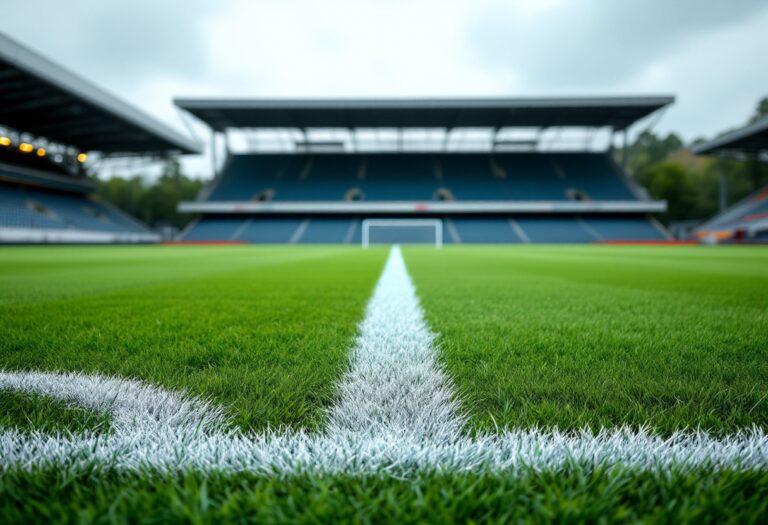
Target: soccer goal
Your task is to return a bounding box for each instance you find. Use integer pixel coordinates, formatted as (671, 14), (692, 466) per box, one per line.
(361, 219), (443, 248)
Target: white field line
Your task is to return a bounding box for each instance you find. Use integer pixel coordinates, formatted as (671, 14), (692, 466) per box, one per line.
(1, 246), (767, 475)
(326, 245), (464, 441)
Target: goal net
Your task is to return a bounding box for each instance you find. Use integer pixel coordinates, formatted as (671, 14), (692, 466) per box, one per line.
(362, 219), (443, 248)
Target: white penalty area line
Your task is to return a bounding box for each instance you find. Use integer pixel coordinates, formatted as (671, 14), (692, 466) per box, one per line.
(1, 246), (767, 476)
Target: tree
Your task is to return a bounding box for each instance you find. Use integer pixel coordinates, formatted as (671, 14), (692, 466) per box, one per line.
(625, 130), (684, 181)
(626, 97), (768, 225)
(93, 159), (203, 230)
(750, 96), (768, 122)
(143, 159), (204, 229)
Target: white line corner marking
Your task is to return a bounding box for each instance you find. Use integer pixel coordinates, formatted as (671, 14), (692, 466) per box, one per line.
(1, 246), (767, 475)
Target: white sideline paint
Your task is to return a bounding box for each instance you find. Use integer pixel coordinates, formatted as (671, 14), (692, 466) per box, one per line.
(326, 245), (463, 440)
(1, 246), (767, 475)
(0, 370), (766, 475)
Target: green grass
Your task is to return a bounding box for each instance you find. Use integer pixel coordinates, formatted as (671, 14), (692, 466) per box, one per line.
(1, 468), (766, 524)
(0, 390), (110, 434)
(405, 245), (768, 436)
(1, 244), (767, 523)
(0, 246), (387, 432)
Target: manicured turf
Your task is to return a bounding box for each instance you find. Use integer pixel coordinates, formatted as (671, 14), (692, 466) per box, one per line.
(0, 390), (110, 434)
(0, 246), (387, 432)
(2, 468), (766, 524)
(406, 245), (768, 436)
(1, 244), (767, 523)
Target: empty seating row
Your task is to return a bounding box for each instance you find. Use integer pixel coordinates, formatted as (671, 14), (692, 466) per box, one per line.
(183, 217), (355, 244)
(205, 153), (638, 202)
(0, 183), (149, 233)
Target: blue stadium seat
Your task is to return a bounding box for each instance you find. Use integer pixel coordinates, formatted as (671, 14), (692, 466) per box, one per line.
(515, 217), (595, 243)
(361, 155), (437, 200)
(0, 183), (149, 233)
(553, 154), (636, 200)
(189, 152), (665, 244)
(183, 218), (245, 241)
(205, 152), (638, 203)
(496, 154), (565, 200)
(439, 155), (500, 200)
(584, 217), (666, 240)
(236, 218), (303, 243)
(451, 218), (524, 243)
(297, 218), (356, 243)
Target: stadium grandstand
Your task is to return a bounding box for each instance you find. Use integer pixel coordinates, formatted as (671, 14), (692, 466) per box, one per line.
(0, 33), (200, 243)
(175, 97), (674, 244)
(692, 115), (768, 244)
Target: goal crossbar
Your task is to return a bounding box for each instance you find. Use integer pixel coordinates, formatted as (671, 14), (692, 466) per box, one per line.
(362, 219), (443, 248)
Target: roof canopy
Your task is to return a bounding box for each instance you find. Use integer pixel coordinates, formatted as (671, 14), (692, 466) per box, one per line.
(692, 115), (768, 155)
(0, 33), (200, 154)
(174, 96), (674, 132)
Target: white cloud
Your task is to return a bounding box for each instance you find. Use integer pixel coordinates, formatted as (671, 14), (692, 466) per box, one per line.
(203, 0), (506, 97)
(1, 0), (767, 179)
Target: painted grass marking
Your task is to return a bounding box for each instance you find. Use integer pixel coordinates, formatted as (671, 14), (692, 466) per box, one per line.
(327, 245), (463, 441)
(0, 370), (225, 433)
(1, 246), (767, 475)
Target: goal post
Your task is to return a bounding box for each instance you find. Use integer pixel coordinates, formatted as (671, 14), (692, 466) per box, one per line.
(362, 219), (443, 248)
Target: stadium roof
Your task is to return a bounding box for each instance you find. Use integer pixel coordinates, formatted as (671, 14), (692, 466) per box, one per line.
(692, 114), (768, 155)
(0, 33), (200, 155)
(174, 96), (674, 132)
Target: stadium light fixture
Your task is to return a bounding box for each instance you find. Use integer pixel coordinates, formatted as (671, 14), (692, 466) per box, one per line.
(77, 152), (88, 163)
(36, 147), (46, 157)
(0, 136), (11, 147)
(19, 142), (34, 153)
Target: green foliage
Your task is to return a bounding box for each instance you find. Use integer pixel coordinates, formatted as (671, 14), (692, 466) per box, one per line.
(751, 96), (768, 122)
(94, 159), (204, 229)
(406, 245), (768, 436)
(635, 160), (719, 223)
(627, 95), (768, 224)
(626, 131), (719, 223)
(720, 156), (768, 204)
(0, 245), (386, 432)
(630, 141), (768, 224)
(628, 130), (685, 174)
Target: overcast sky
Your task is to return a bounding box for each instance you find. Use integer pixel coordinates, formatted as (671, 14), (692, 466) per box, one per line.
(2, 0), (767, 177)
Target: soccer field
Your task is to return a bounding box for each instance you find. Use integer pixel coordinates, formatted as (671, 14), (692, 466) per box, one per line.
(1, 245), (767, 523)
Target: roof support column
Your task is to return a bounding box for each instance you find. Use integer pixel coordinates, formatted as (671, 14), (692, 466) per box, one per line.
(621, 129), (628, 169)
(210, 129), (218, 178)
